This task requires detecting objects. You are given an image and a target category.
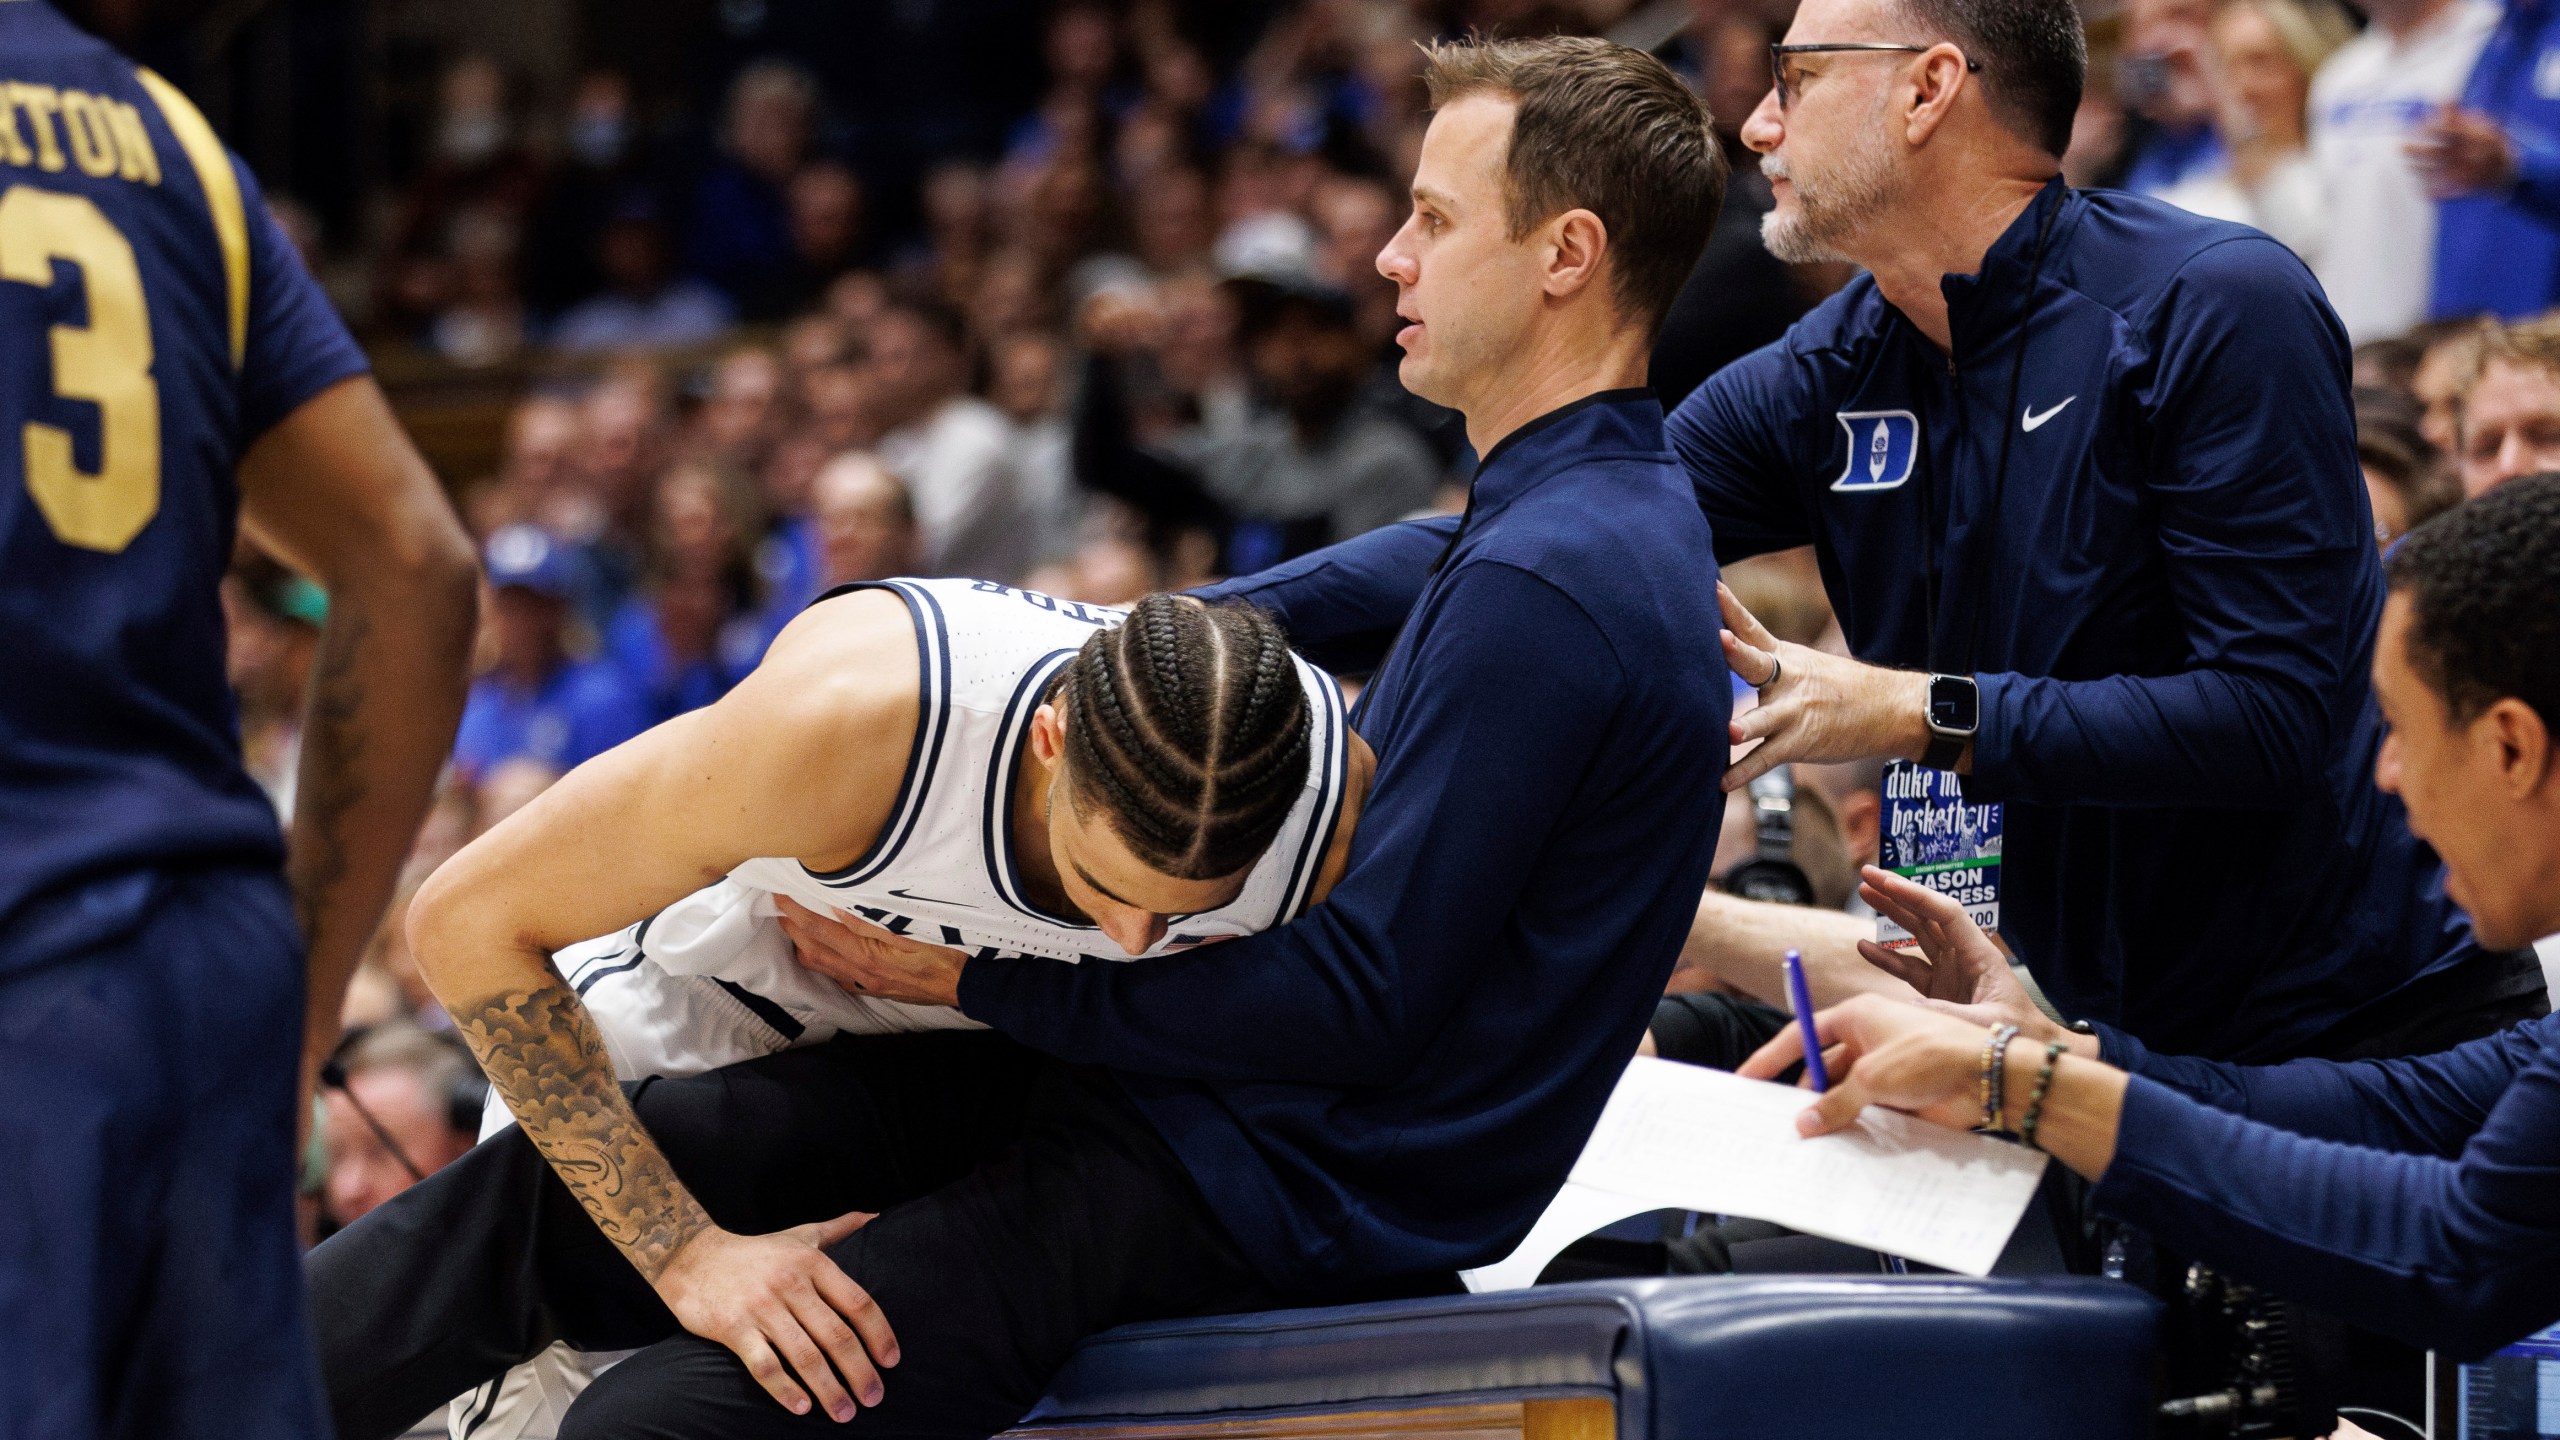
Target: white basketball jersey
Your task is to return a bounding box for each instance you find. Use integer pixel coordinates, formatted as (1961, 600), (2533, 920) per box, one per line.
(462, 576), (1355, 1440)
(547, 577), (1351, 1078)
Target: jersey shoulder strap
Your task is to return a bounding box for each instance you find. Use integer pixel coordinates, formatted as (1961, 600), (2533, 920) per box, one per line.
(131, 67), (243, 368)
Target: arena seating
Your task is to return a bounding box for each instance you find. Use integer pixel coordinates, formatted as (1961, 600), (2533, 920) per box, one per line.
(1005, 1275), (2160, 1440)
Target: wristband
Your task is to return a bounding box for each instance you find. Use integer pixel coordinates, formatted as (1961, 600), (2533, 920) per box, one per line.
(1978, 1024), (2019, 1131)
(2020, 1039), (2069, 1151)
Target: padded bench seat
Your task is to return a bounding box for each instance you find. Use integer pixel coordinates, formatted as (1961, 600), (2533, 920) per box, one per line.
(1008, 1276), (2159, 1440)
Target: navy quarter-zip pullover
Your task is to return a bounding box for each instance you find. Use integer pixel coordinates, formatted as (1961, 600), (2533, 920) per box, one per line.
(957, 392), (1731, 1289)
(1669, 180), (2520, 1061)
(2087, 1013), (2560, 1357)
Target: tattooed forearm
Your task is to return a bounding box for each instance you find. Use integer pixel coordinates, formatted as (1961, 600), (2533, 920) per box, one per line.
(289, 605), (370, 956)
(456, 982), (714, 1281)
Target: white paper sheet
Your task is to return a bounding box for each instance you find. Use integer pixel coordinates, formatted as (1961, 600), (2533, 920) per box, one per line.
(1464, 1057), (2048, 1289)
(1461, 1183), (1660, 1293)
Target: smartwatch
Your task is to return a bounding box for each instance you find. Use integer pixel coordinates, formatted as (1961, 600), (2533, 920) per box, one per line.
(1922, 673), (1978, 771)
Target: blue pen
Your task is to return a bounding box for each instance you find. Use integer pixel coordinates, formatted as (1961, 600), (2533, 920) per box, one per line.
(1784, 948), (1829, 1093)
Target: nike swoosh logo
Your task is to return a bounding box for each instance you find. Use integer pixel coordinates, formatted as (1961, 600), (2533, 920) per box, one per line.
(2021, 396), (2076, 432)
(886, 888), (976, 909)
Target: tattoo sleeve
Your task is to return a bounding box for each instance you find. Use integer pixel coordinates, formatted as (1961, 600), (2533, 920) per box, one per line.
(456, 981), (714, 1281)
(289, 605), (368, 957)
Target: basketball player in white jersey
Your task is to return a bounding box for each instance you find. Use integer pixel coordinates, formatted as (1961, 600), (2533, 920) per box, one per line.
(398, 577), (1369, 1439)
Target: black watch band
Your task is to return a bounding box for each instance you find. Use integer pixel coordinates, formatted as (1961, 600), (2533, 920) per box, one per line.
(1922, 673), (1978, 771)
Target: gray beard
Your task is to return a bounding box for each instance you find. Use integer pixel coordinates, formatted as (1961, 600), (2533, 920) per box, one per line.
(1759, 139), (1898, 265)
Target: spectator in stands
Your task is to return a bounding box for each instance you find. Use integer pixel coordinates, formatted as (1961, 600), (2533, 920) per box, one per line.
(451, 525), (649, 784)
(426, 208), (528, 367)
(1803, 756), (1888, 872)
(605, 465), (768, 724)
(687, 61), (820, 312)
(809, 452), (921, 589)
(549, 370), (672, 624)
(375, 54), (545, 339)
(319, 1022), (482, 1229)
(749, 429), (832, 628)
(911, 161), (992, 304)
(467, 396), (579, 539)
(798, 356), (877, 456)
(2456, 315), (2560, 497)
(1130, 165), (1218, 277)
(2120, 0), (2228, 194)
(2358, 387), (2460, 546)
(869, 301), (1035, 580)
(1756, 476), (2560, 1361)
(2417, 0), (2560, 319)
(222, 567), (324, 819)
(2304, 0), (2497, 342)
(2355, 330), (2432, 393)
(548, 190), (735, 354)
(2155, 0), (2348, 263)
(523, 69), (653, 320)
(691, 346), (789, 478)
(2414, 318), (2487, 452)
(734, 161), (866, 322)
(991, 329), (1080, 566)
(1202, 277), (1440, 570)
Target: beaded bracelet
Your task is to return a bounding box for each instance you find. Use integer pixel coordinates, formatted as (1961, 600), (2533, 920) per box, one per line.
(1978, 1024), (2019, 1131)
(2020, 1040), (2070, 1151)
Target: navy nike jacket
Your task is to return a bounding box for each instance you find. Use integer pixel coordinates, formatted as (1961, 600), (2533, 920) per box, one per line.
(1670, 179), (2518, 1061)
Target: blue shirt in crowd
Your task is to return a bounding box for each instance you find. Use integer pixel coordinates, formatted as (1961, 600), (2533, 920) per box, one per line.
(957, 392), (1733, 1291)
(2119, 123), (2226, 197)
(1670, 180), (2511, 1062)
(601, 597), (768, 725)
(0, 0), (369, 967)
(2092, 1013), (2560, 1357)
(2435, 0), (2560, 320)
(451, 658), (650, 783)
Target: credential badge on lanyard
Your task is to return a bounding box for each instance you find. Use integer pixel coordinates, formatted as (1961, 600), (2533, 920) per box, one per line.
(1876, 760), (2001, 948)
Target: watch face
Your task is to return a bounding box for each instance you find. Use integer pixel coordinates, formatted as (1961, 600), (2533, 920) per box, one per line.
(1930, 676), (1979, 732)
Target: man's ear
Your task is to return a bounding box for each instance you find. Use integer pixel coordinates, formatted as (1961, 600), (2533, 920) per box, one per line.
(2486, 696), (2556, 799)
(1030, 702), (1065, 765)
(1542, 208), (1610, 302)
(1903, 43), (1974, 146)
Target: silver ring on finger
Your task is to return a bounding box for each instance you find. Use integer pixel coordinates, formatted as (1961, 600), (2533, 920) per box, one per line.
(1758, 654), (1783, 690)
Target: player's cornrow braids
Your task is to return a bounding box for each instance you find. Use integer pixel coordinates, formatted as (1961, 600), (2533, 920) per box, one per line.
(1059, 595), (1311, 882)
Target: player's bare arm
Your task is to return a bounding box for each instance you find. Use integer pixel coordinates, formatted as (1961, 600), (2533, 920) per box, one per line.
(408, 589), (922, 1422)
(235, 375), (478, 1107)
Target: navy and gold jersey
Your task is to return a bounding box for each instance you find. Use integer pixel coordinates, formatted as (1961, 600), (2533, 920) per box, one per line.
(0, 1), (369, 962)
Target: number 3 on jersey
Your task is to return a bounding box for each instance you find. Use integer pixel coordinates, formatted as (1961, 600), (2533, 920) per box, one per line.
(1, 183), (159, 553)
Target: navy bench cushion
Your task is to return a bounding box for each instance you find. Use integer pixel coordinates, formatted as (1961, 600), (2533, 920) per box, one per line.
(1021, 1276), (2159, 1440)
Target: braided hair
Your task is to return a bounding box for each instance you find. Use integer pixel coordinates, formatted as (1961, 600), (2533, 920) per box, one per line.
(1056, 595), (1312, 881)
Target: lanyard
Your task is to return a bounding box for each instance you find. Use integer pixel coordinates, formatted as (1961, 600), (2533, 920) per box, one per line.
(1919, 186), (2064, 676)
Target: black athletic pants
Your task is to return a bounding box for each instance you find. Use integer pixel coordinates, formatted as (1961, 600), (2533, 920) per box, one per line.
(308, 1031), (1301, 1440)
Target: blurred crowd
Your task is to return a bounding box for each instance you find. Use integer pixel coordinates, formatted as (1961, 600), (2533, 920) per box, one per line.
(232, 0), (2560, 1234)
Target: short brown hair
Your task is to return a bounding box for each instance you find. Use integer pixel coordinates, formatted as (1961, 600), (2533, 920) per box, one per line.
(2477, 313), (2560, 386)
(1421, 35), (1724, 337)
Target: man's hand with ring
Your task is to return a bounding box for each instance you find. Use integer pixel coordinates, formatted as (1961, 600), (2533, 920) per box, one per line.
(1717, 582), (1934, 791)
(775, 896), (968, 1007)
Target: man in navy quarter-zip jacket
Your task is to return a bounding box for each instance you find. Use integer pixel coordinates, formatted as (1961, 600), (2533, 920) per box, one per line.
(1184, 0), (2548, 1072)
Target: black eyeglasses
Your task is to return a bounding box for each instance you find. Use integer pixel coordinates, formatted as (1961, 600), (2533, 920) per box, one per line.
(1768, 42), (1983, 108)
